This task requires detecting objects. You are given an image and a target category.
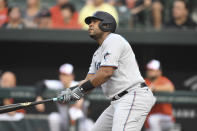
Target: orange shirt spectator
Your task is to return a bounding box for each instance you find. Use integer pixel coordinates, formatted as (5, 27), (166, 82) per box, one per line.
(0, 71), (26, 116)
(0, 0), (8, 27)
(145, 76), (174, 116)
(4, 99), (26, 114)
(144, 59), (175, 131)
(60, 3), (81, 29)
(50, 3), (80, 29)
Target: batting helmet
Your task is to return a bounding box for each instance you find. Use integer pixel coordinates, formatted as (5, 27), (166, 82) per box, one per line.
(85, 11), (117, 33)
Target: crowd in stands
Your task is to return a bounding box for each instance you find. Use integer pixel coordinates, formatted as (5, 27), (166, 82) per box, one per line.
(0, 64), (94, 131)
(0, 0), (196, 30)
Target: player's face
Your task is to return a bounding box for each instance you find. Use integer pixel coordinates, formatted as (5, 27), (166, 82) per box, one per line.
(146, 69), (161, 81)
(59, 73), (74, 87)
(88, 19), (104, 39)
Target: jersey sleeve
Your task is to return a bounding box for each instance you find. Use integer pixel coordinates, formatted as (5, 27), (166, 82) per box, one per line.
(100, 37), (123, 68)
(88, 55), (96, 74)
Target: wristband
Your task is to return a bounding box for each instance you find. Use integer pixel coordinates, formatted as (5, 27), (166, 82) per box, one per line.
(79, 80), (95, 93)
(70, 85), (78, 90)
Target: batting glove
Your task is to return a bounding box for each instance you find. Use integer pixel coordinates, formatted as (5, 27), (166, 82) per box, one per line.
(57, 87), (84, 103)
(57, 88), (72, 103)
(70, 87), (84, 101)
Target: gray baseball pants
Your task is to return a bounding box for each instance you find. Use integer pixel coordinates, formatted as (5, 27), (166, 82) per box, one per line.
(92, 85), (156, 131)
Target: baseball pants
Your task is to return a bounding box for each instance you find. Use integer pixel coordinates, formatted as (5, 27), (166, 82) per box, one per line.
(92, 86), (156, 131)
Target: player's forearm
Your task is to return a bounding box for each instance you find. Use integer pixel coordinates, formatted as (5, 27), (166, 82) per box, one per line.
(90, 68), (113, 87)
(77, 67), (114, 94)
(78, 74), (95, 87)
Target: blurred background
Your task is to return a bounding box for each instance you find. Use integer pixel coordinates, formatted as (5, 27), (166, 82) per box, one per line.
(0, 0), (197, 131)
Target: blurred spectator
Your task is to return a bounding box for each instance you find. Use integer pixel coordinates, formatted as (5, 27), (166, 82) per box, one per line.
(0, 0), (8, 27)
(35, 63), (93, 131)
(152, 0), (163, 29)
(60, 3), (81, 29)
(23, 0), (41, 28)
(107, 0), (116, 5)
(0, 71), (16, 88)
(50, 0), (79, 29)
(144, 60), (175, 131)
(3, 6), (25, 29)
(79, 0), (119, 29)
(0, 71), (25, 121)
(114, 0), (130, 28)
(36, 9), (52, 29)
(127, 0), (152, 28)
(165, 0), (197, 29)
(127, 0), (163, 29)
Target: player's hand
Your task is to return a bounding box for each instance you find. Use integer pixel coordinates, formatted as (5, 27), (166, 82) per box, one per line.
(57, 87), (84, 103)
(57, 88), (72, 103)
(70, 87), (84, 101)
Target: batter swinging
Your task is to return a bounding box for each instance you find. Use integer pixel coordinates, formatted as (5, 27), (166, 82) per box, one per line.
(58, 11), (156, 131)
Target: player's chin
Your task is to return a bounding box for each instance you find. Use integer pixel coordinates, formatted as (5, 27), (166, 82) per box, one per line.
(89, 32), (95, 38)
(89, 34), (95, 38)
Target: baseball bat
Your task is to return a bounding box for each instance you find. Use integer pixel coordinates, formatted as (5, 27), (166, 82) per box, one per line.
(0, 97), (59, 114)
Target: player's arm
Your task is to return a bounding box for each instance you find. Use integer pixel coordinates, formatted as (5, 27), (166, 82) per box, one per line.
(78, 74), (95, 86)
(80, 66), (115, 86)
(90, 66), (115, 87)
(153, 83), (175, 92)
(78, 67), (115, 93)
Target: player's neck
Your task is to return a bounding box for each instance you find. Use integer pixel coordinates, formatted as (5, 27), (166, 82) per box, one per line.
(97, 32), (110, 46)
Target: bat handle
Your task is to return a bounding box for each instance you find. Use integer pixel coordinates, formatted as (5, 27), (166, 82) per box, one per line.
(52, 97), (64, 102)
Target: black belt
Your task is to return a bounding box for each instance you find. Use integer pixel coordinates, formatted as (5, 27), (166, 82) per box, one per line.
(111, 82), (147, 101)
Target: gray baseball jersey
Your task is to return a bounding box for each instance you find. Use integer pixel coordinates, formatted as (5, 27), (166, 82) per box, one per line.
(88, 33), (144, 98)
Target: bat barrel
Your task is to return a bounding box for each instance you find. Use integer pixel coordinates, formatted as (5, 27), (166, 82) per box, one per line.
(0, 98), (57, 114)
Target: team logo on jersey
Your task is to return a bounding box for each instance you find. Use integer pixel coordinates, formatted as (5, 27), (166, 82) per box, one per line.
(95, 62), (101, 70)
(104, 52), (111, 61)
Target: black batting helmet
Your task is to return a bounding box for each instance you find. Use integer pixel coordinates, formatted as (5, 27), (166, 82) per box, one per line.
(85, 11), (117, 33)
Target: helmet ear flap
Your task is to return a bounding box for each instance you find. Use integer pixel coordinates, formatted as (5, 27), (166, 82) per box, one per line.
(99, 21), (108, 32)
(99, 22), (113, 32)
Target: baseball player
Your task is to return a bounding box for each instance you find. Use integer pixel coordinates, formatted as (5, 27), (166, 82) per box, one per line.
(58, 11), (156, 131)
